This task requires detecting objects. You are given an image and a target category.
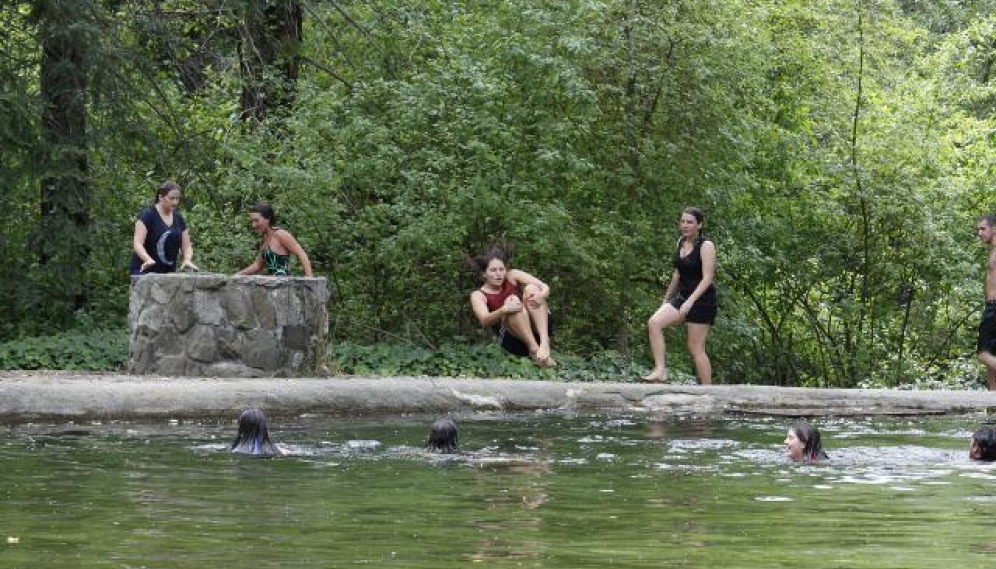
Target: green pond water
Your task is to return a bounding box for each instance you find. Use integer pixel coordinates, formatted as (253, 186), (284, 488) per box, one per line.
(1, 412), (995, 568)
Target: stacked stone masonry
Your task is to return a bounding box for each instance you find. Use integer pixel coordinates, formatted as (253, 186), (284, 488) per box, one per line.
(129, 273), (329, 377)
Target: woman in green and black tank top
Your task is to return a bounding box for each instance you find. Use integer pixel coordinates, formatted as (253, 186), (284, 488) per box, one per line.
(641, 206), (717, 385)
(236, 202), (314, 277)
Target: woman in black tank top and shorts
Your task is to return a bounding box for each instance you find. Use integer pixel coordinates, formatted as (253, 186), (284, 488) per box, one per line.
(641, 207), (717, 385)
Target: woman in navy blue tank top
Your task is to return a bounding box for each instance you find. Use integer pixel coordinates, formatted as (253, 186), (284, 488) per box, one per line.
(641, 207), (717, 384)
(130, 180), (197, 275)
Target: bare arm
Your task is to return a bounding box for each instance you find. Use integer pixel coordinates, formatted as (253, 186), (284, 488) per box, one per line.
(508, 269), (549, 307)
(179, 229), (198, 271)
(987, 248), (996, 301)
(132, 220), (156, 272)
(277, 230), (313, 277)
(237, 252), (264, 276)
(662, 268), (680, 301)
(470, 290), (519, 328)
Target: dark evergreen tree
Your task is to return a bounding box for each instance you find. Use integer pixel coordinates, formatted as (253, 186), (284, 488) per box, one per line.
(34, 0), (94, 322)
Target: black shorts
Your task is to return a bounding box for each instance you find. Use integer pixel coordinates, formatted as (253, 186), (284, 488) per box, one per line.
(497, 312), (554, 357)
(668, 293), (717, 325)
(978, 302), (996, 354)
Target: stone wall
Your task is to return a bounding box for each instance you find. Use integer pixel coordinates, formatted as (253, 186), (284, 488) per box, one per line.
(128, 273), (329, 377)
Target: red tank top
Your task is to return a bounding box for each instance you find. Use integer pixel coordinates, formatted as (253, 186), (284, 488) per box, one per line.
(480, 279), (520, 311)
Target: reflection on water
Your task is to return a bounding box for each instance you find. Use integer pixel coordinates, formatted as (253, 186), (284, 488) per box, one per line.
(1, 413), (996, 568)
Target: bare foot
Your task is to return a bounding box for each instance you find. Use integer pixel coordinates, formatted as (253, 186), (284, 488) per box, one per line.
(640, 371), (667, 383)
(534, 344), (551, 362)
(531, 352), (557, 368)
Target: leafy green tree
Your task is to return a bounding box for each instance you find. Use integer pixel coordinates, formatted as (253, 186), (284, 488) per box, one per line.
(1, 0), (995, 388)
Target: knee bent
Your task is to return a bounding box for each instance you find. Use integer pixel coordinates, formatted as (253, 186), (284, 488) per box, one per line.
(522, 283), (545, 301)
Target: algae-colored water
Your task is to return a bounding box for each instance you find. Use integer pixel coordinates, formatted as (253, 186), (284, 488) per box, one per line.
(1, 413), (993, 568)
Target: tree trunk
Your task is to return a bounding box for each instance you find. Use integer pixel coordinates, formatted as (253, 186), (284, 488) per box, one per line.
(36, 0), (91, 314)
(239, 0), (303, 122)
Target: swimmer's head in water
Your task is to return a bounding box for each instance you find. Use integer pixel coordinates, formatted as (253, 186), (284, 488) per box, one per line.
(785, 420), (828, 463)
(231, 407), (279, 457)
(971, 426), (996, 461)
(427, 417), (459, 454)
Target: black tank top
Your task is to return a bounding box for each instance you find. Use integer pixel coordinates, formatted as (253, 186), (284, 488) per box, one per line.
(673, 236), (716, 302)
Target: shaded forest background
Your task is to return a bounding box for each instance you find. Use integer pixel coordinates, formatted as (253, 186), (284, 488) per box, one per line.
(1, 0), (995, 387)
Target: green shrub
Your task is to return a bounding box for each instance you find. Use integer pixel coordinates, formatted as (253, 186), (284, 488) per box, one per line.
(0, 329), (129, 371)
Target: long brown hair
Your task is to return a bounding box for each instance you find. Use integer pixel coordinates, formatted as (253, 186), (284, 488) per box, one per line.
(467, 241), (514, 276)
(791, 420), (829, 462)
(231, 408), (280, 457)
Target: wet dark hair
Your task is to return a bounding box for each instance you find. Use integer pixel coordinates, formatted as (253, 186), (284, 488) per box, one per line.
(231, 408), (280, 457)
(978, 214), (996, 229)
(426, 417), (459, 453)
(250, 202), (277, 226)
(971, 426), (996, 461)
(155, 180), (181, 203)
(790, 420), (829, 462)
(682, 206), (705, 224)
(468, 242), (513, 276)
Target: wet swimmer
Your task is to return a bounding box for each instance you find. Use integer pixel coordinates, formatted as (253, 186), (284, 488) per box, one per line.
(970, 426), (996, 461)
(231, 408), (283, 457)
(426, 418), (459, 454)
(420, 418), (547, 469)
(469, 244), (556, 368)
(237, 202), (313, 277)
(784, 420), (829, 463)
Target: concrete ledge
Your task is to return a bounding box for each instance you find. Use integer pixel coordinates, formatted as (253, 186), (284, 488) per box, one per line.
(2, 372), (996, 423)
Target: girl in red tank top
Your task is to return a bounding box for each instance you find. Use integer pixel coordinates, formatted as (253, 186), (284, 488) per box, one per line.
(469, 246), (556, 368)
(480, 279), (520, 312)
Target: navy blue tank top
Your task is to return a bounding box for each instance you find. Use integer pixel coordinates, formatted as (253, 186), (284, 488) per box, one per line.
(130, 206), (187, 275)
(673, 236), (716, 302)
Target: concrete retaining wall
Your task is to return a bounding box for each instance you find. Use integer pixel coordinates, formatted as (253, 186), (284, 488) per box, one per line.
(3, 373), (996, 423)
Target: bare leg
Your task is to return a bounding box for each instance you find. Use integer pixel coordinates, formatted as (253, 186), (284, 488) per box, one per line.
(979, 351), (996, 390)
(504, 309), (542, 357)
(643, 302), (684, 381)
(522, 284), (553, 365)
(686, 323), (712, 385)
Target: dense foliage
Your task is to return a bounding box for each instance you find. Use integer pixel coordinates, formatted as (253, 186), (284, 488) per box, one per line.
(0, 330), (680, 383)
(0, 329), (128, 371)
(1, 0), (995, 387)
